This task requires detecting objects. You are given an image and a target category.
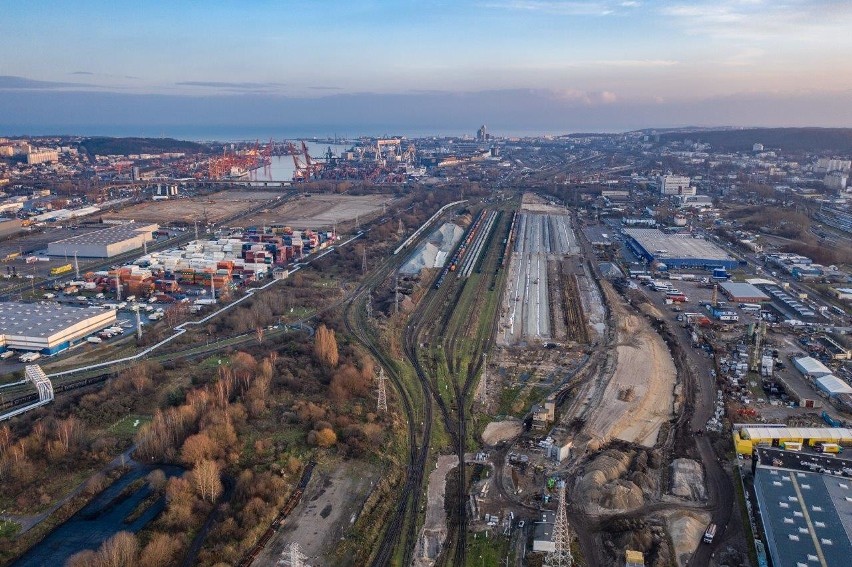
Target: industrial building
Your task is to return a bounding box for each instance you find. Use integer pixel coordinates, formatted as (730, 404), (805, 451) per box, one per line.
(733, 425), (852, 455)
(0, 302), (116, 354)
(752, 447), (852, 567)
(532, 511), (556, 553)
(657, 174), (695, 196)
(623, 228), (738, 270)
(718, 281), (770, 303)
(815, 375), (852, 398)
(793, 356), (833, 378)
(48, 222), (159, 258)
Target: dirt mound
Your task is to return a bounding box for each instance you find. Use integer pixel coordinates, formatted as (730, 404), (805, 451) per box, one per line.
(662, 510), (711, 566)
(600, 517), (673, 567)
(574, 447), (660, 514)
(481, 419), (523, 445)
(670, 458), (706, 501)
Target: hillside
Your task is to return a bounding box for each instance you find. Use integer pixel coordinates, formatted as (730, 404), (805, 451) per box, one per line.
(79, 137), (207, 156)
(658, 128), (852, 153)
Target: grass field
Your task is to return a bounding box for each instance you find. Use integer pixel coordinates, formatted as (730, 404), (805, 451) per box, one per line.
(108, 414), (152, 439)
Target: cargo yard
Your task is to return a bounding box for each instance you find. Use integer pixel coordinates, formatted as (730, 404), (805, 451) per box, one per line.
(101, 190), (283, 225)
(247, 193), (396, 229)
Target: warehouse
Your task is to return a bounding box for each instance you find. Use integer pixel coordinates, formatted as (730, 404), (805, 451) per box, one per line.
(752, 448), (852, 567)
(532, 511), (556, 553)
(622, 228), (737, 270)
(0, 302), (116, 354)
(793, 356), (833, 378)
(718, 281), (769, 303)
(48, 222), (158, 258)
(815, 375), (852, 397)
(732, 425), (852, 455)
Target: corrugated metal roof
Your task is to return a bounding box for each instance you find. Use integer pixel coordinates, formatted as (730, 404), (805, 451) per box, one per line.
(741, 427), (852, 441)
(794, 356), (832, 376)
(816, 375), (852, 395)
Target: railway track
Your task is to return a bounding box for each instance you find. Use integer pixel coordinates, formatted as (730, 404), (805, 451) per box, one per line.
(404, 206), (511, 566)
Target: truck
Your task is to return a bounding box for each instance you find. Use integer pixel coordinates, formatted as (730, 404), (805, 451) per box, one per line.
(817, 443), (843, 454)
(0, 351), (16, 360)
(18, 352), (41, 363)
(822, 411), (842, 428)
(702, 523), (717, 544)
(50, 263), (73, 276)
(780, 441), (802, 451)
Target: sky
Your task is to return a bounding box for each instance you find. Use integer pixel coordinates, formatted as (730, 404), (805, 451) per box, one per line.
(2, 0), (852, 136)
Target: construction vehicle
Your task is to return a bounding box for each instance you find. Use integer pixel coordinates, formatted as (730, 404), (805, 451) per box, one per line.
(702, 523), (717, 544)
(50, 263), (73, 276)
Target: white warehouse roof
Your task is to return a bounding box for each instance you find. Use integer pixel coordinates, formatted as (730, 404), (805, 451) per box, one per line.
(816, 375), (852, 396)
(740, 427), (852, 441)
(793, 356), (833, 377)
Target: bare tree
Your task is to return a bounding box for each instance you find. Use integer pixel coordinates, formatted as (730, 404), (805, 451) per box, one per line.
(192, 459), (223, 503)
(97, 531), (139, 567)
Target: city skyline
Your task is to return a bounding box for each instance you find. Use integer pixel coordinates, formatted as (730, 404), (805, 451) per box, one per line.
(2, 0), (852, 134)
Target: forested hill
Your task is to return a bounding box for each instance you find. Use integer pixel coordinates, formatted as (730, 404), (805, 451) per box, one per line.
(657, 128), (852, 153)
(79, 137), (207, 156)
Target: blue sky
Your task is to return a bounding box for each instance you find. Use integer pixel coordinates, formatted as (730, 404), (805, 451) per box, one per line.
(2, 1), (852, 134)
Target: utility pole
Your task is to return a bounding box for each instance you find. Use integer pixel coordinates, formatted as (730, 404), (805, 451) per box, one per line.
(115, 274), (121, 302)
(143, 238), (147, 255)
(394, 272), (399, 315)
(362, 246), (368, 274)
(73, 250), (79, 279)
(397, 218), (404, 237)
(135, 307), (143, 340)
(210, 276), (215, 303)
(376, 367), (388, 413)
(194, 221), (199, 241)
(543, 481), (573, 567)
(366, 295), (373, 320)
(479, 353), (488, 404)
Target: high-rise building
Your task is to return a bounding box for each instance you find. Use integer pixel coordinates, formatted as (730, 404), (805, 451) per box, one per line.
(26, 149), (59, 165)
(658, 174), (696, 196)
(816, 158), (851, 174)
(476, 124), (488, 141)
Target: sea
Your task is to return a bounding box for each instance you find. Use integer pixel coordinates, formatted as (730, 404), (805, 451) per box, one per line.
(0, 124), (580, 141)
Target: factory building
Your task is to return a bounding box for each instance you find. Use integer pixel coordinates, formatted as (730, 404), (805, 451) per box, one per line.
(718, 281), (770, 303)
(815, 375), (852, 398)
(752, 447), (852, 567)
(732, 425), (852, 455)
(0, 302), (117, 354)
(623, 228), (738, 270)
(532, 511), (556, 553)
(48, 222), (158, 258)
(793, 356), (833, 378)
(658, 175), (696, 196)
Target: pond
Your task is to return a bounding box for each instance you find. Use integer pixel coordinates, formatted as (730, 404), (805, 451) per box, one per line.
(14, 464), (184, 566)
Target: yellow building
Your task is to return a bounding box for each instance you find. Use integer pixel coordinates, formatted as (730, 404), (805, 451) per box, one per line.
(733, 425), (852, 455)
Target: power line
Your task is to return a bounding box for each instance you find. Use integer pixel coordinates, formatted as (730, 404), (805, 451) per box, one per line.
(376, 367), (388, 414)
(544, 481), (573, 567)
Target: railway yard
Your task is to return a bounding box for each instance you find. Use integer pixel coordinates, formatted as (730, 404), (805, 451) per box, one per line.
(3, 133), (852, 567)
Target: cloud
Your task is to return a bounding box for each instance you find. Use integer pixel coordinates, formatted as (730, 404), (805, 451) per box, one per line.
(176, 81), (286, 89)
(69, 71), (94, 76)
(591, 59), (678, 68)
(307, 86), (343, 91)
(479, 1), (619, 16)
(660, 1), (852, 41)
(0, 75), (94, 90)
(548, 88), (618, 104)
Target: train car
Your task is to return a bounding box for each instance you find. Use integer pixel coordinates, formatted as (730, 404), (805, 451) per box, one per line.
(50, 263), (73, 276)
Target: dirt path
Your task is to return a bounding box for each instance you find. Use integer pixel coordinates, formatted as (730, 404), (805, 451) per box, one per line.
(580, 283), (676, 449)
(253, 462), (377, 565)
(413, 455), (459, 567)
